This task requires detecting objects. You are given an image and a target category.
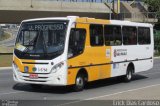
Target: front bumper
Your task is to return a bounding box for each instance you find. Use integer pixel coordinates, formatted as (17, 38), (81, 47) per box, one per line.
(12, 65), (67, 86)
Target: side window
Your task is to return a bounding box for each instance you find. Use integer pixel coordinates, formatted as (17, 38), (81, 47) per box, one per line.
(104, 25), (122, 46)
(138, 27), (151, 44)
(122, 26), (137, 45)
(68, 28), (86, 58)
(90, 24), (103, 46)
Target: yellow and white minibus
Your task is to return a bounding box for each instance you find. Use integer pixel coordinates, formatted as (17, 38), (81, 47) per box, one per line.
(13, 16), (154, 91)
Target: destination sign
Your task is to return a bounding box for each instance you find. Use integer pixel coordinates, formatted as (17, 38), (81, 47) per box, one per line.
(25, 23), (66, 31)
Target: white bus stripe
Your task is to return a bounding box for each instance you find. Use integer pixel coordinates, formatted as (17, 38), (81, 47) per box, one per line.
(58, 83), (160, 106)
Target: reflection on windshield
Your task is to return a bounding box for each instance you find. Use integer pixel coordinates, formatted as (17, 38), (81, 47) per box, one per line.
(15, 21), (68, 60)
(16, 21), (67, 53)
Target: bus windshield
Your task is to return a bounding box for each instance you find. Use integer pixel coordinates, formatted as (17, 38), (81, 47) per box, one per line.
(14, 21), (68, 60)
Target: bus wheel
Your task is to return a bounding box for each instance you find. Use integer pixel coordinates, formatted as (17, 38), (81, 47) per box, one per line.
(73, 73), (85, 92)
(124, 66), (133, 82)
(30, 84), (42, 89)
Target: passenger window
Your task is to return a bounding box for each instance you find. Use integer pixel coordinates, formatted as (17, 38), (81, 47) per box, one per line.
(68, 28), (86, 58)
(104, 25), (122, 46)
(90, 24), (103, 46)
(122, 26), (137, 45)
(138, 27), (151, 44)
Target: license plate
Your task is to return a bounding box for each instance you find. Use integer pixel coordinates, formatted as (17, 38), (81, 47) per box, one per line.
(29, 74), (38, 79)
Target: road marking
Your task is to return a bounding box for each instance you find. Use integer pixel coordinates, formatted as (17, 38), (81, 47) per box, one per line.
(57, 100), (84, 106)
(58, 83), (160, 106)
(86, 83), (160, 100)
(0, 91), (24, 96)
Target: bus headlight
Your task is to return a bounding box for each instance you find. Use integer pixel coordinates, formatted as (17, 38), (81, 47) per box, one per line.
(13, 62), (19, 72)
(51, 62), (64, 73)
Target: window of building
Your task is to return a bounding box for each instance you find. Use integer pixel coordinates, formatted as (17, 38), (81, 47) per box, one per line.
(90, 24), (103, 46)
(122, 26), (137, 45)
(104, 25), (122, 46)
(138, 27), (151, 44)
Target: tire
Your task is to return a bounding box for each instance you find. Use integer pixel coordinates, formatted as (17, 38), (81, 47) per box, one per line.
(30, 84), (42, 89)
(123, 66), (133, 82)
(73, 73), (85, 92)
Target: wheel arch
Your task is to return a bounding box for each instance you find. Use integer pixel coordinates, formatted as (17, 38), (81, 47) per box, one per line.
(127, 62), (135, 73)
(76, 68), (88, 82)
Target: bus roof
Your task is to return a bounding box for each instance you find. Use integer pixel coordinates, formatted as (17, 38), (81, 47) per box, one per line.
(22, 16), (153, 28)
(22, 17), (70, 23)
(110, 20), (153, 28)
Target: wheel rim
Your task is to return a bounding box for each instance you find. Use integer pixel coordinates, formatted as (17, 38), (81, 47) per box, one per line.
(127, 70), (132, 80)
(76, 76), (84, 88)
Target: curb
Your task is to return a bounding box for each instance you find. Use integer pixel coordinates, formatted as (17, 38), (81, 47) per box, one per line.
(154, 57), (160, 59)
(0, 67), (12, 70)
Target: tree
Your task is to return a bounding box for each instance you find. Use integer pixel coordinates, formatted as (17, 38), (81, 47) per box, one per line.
(143, 0), (160, 22)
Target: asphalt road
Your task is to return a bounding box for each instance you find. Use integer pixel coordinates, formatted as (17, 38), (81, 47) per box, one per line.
(0, 58), (160, 106)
